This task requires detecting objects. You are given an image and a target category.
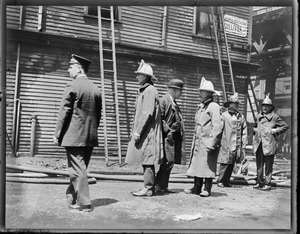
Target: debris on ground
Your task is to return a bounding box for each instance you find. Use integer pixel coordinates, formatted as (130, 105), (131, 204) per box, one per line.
(173, 213), (203, 221)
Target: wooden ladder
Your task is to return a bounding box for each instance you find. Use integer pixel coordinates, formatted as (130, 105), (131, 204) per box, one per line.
(97, 6), (122, 166)
(247, 79), (260, 122)
(211, 7), (235, 102)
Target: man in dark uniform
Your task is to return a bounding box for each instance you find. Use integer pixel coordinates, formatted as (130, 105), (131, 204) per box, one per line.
(155, 79), (186, 194)
(53, 54), (102, 212)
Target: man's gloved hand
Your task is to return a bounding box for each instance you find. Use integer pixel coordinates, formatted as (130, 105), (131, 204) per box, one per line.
(171, 122), (181, 132)
(271, 128), (277, 134)
(206, 146), (214, 152)
(133, 132), (140, 142)
(53, 136), (60, 146)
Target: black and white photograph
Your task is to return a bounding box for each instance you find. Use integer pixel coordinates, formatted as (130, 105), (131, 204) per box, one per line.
(0, 0), (297, 233)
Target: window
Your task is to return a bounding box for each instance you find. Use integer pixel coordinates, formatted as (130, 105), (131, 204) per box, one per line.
(85, 6), (120, 20)
(194, 6), (219, 39)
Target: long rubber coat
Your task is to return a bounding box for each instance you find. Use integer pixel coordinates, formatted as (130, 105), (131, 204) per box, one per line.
(218, 110), (248, 164)
(55, 74), (102, 147)
(186, 100), (223, 178)
(252, 111), (289, 156)
(125, 83), (163, 166)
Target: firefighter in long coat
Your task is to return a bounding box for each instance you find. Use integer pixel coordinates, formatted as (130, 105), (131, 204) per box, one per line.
(155, 79), (186, 194)
(217, 93), (247, 188)
(185, 77), (223, 197)
(53, 54), (102, 212)
(252, 94), (289, 191)
(125, 59), (163, 196)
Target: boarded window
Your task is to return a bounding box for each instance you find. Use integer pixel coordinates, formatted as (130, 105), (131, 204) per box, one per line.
(194, 6), (219, 39)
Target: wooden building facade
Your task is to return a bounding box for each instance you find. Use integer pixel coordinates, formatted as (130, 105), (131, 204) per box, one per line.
(6, 6), (257, 160)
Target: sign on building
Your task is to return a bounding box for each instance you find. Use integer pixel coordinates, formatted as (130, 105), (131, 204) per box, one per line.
(224, 14), (248, 37)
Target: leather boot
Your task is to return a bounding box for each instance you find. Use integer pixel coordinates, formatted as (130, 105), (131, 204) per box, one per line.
(132, 188), (153, 197)
(184, 177), (202, 195)
(200, 178), (212, 197)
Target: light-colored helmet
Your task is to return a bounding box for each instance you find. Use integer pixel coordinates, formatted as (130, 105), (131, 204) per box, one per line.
(224, 92), (239, 107)
(135, 59), (157, 80)
(262, 94), (273, 106)
(198, 77), (221, 96)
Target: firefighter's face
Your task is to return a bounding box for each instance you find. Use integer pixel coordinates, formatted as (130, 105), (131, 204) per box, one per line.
(262, 104), (272, 114)
(199, 90), (212, 102)
(136, 73), (147, 85)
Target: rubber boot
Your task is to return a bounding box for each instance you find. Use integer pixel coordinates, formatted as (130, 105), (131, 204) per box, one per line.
(200, 178), (212, 197)
(184, 177), (202, 195)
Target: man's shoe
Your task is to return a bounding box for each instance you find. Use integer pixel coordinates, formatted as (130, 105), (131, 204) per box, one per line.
(155, 185), (164, 194)
(253, 184), (263, 189)
(224, 183), (232, 188)
(217, 183), (224, 188)
(163, 187), (174, 193)
(68, 204), (93, 212)
(262, 185), (271, 191)
(184, 187), (200, 195)
(132, 188), (153, 197)
(199, 190), (210, 197)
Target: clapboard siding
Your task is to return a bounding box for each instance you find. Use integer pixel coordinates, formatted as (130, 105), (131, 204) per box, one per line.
(6, 6), (252, 160)
(6, 40), (249, 160)
(7, 6), (251, 63)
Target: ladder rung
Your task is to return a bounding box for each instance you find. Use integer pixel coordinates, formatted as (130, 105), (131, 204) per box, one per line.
(103, 49), (113, 52)
(100, 7), (111, 11)
(103, 59), (113, 62)
(104, 69), (114, 72)
(102, 27), (112, 31)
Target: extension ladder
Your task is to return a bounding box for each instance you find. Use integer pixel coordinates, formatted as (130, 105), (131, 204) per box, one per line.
(97, 6), (122, 166)
(211, 7), (235, 102)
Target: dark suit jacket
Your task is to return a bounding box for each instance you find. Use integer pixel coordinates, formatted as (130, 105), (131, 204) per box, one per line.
(160, 94), (186, 164)
(55, 74), (102, 147)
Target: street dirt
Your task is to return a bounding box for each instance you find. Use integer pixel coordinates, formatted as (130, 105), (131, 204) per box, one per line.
(4, 154), (295, 233)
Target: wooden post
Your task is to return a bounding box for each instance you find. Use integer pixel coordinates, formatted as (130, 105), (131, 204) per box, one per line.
(30, 114), (37, 157)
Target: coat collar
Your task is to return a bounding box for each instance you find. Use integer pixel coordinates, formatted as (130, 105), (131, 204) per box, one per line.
(198, 97), (213, 109)
(139, 81), (153, 92)
(75, 74), (88, 80)
(263, 111), (275, 121)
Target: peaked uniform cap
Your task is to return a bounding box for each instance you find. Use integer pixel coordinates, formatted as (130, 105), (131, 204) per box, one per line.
(134, 59), (157, 80)
(198, 77), (221, 96)
(168, 79), (184, 89)
(262, 94), (273, 106)
(224, 92), (239, 107)
(69, 54), (92, 71)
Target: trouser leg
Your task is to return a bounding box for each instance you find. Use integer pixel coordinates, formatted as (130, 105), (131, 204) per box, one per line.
(255, 143), (265, 186)
(66, 147), (93, 206)
(196, 177), (203, 193)
(143, 165), (155, 192)
(204, 178), (213, 194)
(225, 164), (234, 185)
(264, 155), (275, 185)
(156, 159), (174, 189)
(217, 163), (227, 183)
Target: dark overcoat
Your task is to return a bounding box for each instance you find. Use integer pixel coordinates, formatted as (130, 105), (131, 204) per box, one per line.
(160, 94), (186, 164)
(252, 111), (289, 156)
(218, 110), (248, 164)
(55, 74), (102, 147)
(186, 99), (223, 178)
(125, 83), (163, 166)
